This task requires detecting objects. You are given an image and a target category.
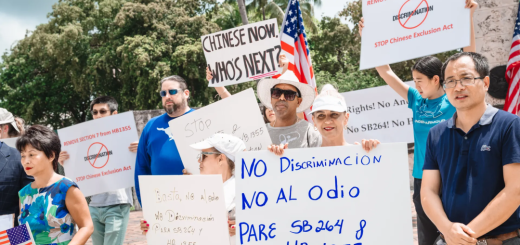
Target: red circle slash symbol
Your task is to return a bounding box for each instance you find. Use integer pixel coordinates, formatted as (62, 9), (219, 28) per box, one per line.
(87, 142), (110, 169)
(398, 0), (429, 29)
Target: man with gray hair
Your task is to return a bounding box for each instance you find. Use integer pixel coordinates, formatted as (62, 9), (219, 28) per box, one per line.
(134, 75), (194, 205)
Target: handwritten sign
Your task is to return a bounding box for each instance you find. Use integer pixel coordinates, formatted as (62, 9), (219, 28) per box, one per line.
(57, 112), (139, 197)
(0, 137), (17, 148)
(360, 0), (470, 70)
(168, 88), (272, 174)
(236, 143), (413, 244)
(341, 82), (415, 143)
(139, 175), (230, 245)
(202, 19), (282, 87)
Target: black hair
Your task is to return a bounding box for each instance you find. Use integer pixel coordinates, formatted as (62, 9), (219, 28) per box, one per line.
(441, 52), (490, 81)
(411, 56), (443, 86)
(160, 75), (188, 90)
(90, 96), (118, 113)
(260, 105), (270, 123)
(16, 125), (61, 172)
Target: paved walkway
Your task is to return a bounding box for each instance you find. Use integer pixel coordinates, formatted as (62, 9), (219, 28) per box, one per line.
(87, 193), (419, 245)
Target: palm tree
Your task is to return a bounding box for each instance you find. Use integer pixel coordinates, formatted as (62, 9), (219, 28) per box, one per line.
(246, 0), (321, 33)
(237, 0), (249, 25)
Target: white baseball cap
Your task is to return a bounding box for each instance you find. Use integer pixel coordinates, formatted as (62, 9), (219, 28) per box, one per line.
(0, 108), (20, 133)
(190, 133), (246, 162)
(310, 95), (347, 113)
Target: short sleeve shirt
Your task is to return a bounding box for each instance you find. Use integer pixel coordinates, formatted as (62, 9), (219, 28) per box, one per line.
(408, 87), (456, 179)
(266, 120), (322, 148)
(424, 105), (520, 236)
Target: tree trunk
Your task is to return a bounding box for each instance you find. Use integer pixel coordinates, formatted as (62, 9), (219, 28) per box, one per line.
(238, 0), (249, 25)
(263, 6), (265, 20)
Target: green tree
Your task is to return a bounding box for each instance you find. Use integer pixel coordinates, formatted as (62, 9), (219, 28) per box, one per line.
(311, 0), (459, 93)
(0, 0), (254, 129)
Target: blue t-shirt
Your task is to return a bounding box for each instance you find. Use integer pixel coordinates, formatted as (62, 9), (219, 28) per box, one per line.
(408, 87), (456, 179)
(134, 110), (194, 204)
(424, 106), (520, 236)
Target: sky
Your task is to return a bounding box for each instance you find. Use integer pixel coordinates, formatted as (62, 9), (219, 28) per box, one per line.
(0, 0), (352, 59)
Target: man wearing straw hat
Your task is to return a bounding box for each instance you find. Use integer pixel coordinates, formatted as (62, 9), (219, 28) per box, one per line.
(257, 71), (321, 148)
(0, 108), (33, 227)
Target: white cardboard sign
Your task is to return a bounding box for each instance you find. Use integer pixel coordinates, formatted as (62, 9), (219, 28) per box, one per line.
(360, 0), (470, 70)
(1, 137), (18, 148)
(341, 82), (415, 143)
(236, 143), (413, 245)
(202, 19), (283, 87)
(168, 89), (272, 175)
(57, 112), (139, 197)
(139, 175), (230, 245)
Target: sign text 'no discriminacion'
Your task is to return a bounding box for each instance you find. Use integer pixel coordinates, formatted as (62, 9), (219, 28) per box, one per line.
(360, 0), (470, 70)
(202, 19), (283, 87)
(236, 143), (414, 245)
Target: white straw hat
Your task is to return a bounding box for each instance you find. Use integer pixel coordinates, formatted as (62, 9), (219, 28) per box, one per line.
(0, 108), (20, 133)
(256, 71), (316, 113)
(190, 133), (246, 162)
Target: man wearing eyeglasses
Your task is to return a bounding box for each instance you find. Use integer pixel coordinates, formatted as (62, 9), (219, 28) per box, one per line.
(58, 96), (137, 245)
(421, 52), (520, 245)
(256, 70), (321, 148)
(134, 75), (194, 206)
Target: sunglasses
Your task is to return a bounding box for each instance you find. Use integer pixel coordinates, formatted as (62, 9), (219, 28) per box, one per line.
(160, 89), (180, 97)
(197, 152), (221, 162)
(270, 88), (301, 101)
(91, 109), (110, 116)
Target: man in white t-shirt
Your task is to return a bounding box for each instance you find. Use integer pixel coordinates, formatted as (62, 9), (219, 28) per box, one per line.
(59, 96), (138, 245)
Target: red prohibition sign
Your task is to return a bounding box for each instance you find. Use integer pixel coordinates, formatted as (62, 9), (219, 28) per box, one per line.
(398, 0), (429, 29)
(87, 142), (110, 169)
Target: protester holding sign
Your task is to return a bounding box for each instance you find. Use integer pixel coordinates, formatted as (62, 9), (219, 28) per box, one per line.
(0, 108), (33, 227)
(17, 125), (94, 244)
(257, 70), (321, 148)
(269, 84), (380, 154)
(422, 52), (520, 245)
(359, 2), (478, 244)
(58, 96), (135, 245)
(141, 133), (246, 245)
(134, 75), (195, 204)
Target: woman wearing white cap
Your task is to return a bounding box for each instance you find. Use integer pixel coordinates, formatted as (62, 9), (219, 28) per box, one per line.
(0, 108), (25, 139)
(269, 84), (380, 154)
(140, 133), (246, 245)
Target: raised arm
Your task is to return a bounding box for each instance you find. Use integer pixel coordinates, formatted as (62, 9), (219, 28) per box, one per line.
(463, 0), (478, 53)
(358, 17), (410, 100)
(207, 67), (232, 99)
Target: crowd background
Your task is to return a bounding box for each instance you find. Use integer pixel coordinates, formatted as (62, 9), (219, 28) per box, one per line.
(0, 0), (464, 130)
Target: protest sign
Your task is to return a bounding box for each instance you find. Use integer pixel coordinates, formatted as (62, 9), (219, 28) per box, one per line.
(360, 0), (470, 70)
(57, 112), (138, 197)
(0, 137), (17, 148)
(168, 88), (272, 174)
(202, 19), (283, 87)
(236, 143), (413, 245)
(341, 81), (415, 143)
(139, 175), (230, 245)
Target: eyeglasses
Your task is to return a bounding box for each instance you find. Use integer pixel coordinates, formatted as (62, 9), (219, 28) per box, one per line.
(270, 88), (300, 101)
(197, 152), (221, 162)
(92, 109), (110, 116)
(443, 77), (484, 89)
(160, 89), (180, 97)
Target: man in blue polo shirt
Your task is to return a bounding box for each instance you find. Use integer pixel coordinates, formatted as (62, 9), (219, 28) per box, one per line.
(134, 75), (195, 205)
(422, 52), (520, 245)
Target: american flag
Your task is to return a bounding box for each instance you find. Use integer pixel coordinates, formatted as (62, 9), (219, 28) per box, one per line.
(505, 5), (520, 115)
(279, 0), (317, 121)
(0, 224), (34, 245)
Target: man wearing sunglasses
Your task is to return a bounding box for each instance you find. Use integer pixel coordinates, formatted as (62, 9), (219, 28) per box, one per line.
(134, 75), (194, 206)
(422, 52), (520, 245)
(58, 96), (137, 245)
(257, 70), (321, 148)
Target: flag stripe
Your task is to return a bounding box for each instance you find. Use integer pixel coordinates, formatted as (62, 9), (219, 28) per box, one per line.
(505, 7), (520, 115)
